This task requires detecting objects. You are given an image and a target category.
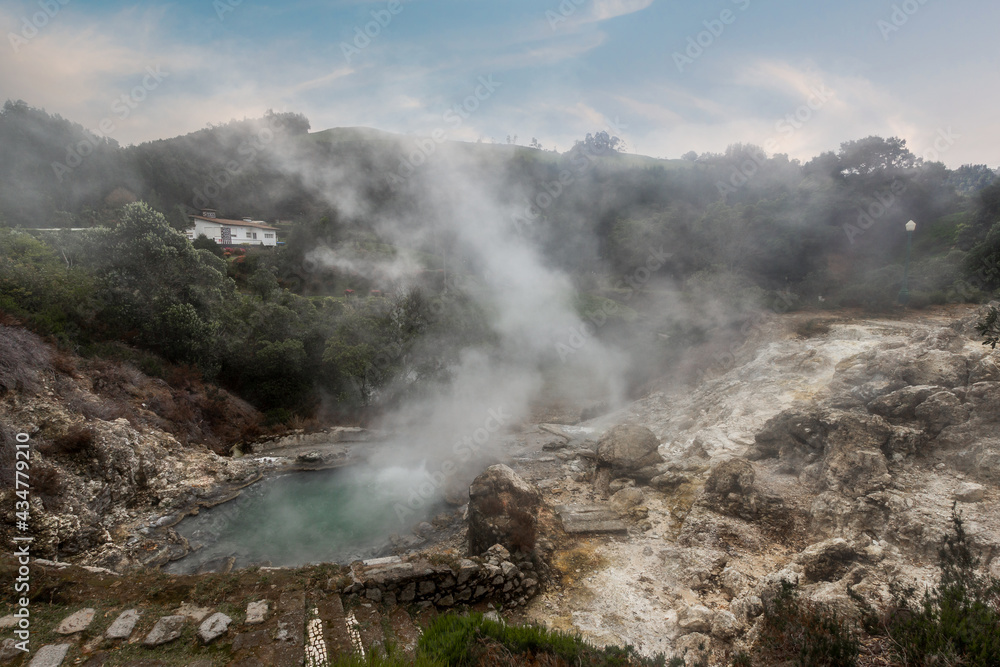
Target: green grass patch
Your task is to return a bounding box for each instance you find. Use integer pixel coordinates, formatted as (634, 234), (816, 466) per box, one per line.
(417, 613), (663, 666)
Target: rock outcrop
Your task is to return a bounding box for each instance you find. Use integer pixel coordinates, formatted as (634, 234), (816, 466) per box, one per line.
(597, 424), (664, 480)
(467, 464), (542, 556)
(522, 306), (1000, 663)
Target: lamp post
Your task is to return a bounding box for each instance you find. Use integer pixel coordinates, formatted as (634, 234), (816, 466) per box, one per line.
(898, 220), (916, 305)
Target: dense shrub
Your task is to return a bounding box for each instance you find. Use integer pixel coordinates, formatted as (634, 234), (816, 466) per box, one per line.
(977, 305), (999, 349)
(751, 581), (860, 667)
(418, 613), (663, 666)
(888, 509), (1000, 666)
(40, 424), (94, 457)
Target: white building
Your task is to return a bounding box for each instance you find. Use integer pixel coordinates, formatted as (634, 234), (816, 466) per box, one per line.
(186, 209), (279, 247)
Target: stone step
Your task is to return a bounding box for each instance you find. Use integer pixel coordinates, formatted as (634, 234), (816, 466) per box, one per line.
(228, 592), (306, 667)
(304, 606), (329, 667)
(316, 595), (355, 658)
(414, 607), (439, 633)
(387, 606), (421, 658)
(27, 644), (70, 667)
(272, 591), (307, 667)
(555, 504), (629, 534)
(351, 602), (385, 656)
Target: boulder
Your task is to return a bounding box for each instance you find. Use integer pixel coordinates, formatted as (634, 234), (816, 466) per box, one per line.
(704, 459), (755, 496)
(914, 391), (969, 435)
(896, 349), (969, 388)
(955, 482), (985, 503)
(245, 601), (268, 625)
(969, 354), (1000, 384)
(596, 424), (663, 480)
(198, 612), (232, 644)
(700, 459), (765, 522)
(711, 610), (740, 639)
(609, 487), (645, 513)
(750, 409), (826, 461)
(677, 604), (713, 634)
(794, 538), (857, 582)
(868, 385), (941, 421)
(467, 465), (541, 556)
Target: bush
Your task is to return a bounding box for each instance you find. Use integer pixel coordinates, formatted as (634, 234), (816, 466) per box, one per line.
(977, 305), (999, 349)
(888, 508), (1000, 666)
(418, 613), (663, 666)
(263, 408), (293, 427)
(31, 463), (63, 510)
(752, 581), (859, 667)
(40, 424), (94, 457)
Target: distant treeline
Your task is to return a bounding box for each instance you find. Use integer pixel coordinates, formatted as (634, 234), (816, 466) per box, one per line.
(1, 100), (999, 422)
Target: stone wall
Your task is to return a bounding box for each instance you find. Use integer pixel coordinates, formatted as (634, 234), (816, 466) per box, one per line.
(341, 545), (546, 609)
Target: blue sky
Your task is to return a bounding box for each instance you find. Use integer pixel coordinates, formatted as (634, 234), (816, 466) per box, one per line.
(3, 0), (998, 167)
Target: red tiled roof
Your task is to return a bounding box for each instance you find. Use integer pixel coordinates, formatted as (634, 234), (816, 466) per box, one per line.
(190, 215), (278, 231)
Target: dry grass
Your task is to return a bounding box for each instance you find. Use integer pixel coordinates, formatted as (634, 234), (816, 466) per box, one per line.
(0, 322), (263, 457)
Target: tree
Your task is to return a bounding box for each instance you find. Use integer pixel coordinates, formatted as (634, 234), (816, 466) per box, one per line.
(574, 131), (623, 155)
(977, 306), (999, 349)
(87, 202), (235, 368)
(837, 136), (918, 175)
(192, 234), (224, 257)
(948, 164), (999, 195)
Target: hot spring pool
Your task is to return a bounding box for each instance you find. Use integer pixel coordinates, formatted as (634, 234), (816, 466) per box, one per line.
(164, 465), (447, 574)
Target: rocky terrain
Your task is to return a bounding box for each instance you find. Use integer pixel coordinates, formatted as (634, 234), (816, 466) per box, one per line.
(507, 304), (1000, 663)
(0, 324), (379, 572)
(3, 304), (1000, 665)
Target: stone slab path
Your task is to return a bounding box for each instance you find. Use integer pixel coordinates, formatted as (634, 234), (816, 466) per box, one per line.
(6, 594), (438, 667)
(555, 504), (629, 534)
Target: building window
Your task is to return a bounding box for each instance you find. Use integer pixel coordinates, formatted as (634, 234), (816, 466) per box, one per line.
(265, 233), (274, 239)
(253, 233), (258, 240)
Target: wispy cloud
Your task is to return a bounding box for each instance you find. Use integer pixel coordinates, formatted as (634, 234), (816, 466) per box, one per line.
(588, 0), (655, 23)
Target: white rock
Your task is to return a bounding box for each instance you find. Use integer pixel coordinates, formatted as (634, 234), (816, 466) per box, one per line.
(198, 612), (232, 644)
(143, 615), (186, 646)
(711, 610), (740, 639)
(28, 644), (70, 667)
(55, 608), (95, 635)
(677, 604), (713, 634)
(175, 602), (212, 622)
(955, 482), (985, 503)
(105, 609), (140, 640)
(245, 600), (268, 625)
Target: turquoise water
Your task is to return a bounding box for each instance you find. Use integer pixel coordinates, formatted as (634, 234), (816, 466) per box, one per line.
(165, 465), (444, 573)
